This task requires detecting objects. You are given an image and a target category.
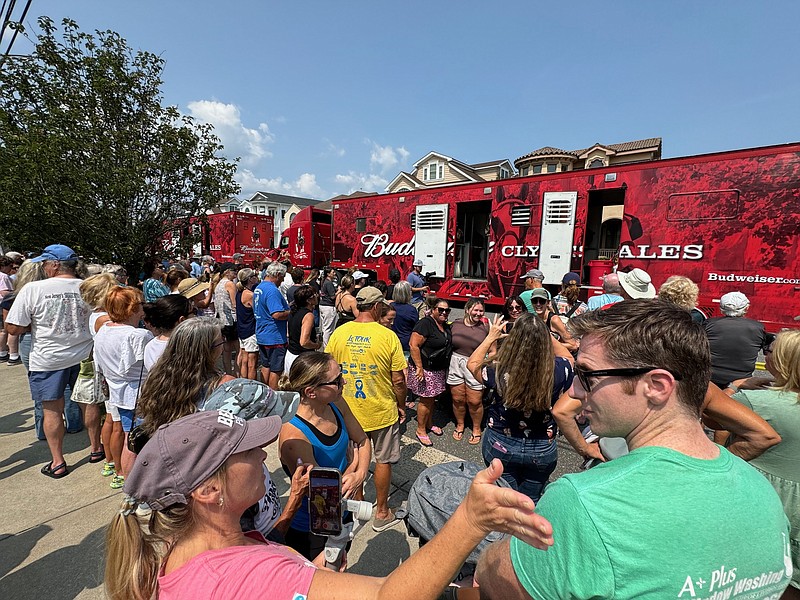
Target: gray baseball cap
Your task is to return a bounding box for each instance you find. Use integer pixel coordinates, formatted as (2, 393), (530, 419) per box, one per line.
(123, 410), (281, 511)
(521, 269), (544, 280)
(198, 378), (300, 424)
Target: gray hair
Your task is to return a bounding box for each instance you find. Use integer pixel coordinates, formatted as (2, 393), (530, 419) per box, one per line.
(265, 262), (287, 279)
(602, 273), (622, 294)
(721, 305), (748, 318)
(85, 263), (104, 276)
(393, 280), (412, 304)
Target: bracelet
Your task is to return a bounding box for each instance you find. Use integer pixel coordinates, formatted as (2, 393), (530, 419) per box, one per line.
(726, 384), (739, 394)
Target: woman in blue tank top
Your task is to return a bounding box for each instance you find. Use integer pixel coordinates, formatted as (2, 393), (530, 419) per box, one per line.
(278, 351), (372, 562)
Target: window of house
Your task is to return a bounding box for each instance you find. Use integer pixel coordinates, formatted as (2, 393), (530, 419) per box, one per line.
(356, 218), (367, 232)
(281, 210), (286, 220)
(257, 205), (265, 214)
(228, 204), (238, 212)
(500, 167), (510, 179)
(588, 158), (605, 168)
(423, 161), (443, 181)
(533, 164), (543, 174)
(547, 163), (557, 173)
(521, 166), (529, 176)
(268, 209), (275, 218)
(559, 163), (569, 172)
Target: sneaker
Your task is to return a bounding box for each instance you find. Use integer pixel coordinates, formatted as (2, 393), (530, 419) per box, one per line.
(110, 475), (125, 489)
(0, 354), (8, 362)
(7, 356), (21, 366)
(101, 462), (116, 477)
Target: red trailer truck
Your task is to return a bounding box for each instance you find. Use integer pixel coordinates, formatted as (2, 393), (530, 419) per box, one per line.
(277, 206), (332, 269)
(163, 211), (275, 263)
(280, 142), (800, 331)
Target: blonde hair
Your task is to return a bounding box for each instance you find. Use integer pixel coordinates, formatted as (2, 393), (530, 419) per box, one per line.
(80, 273), (119, 310)
(770, 330), (800, 395)
(12, 260), (46, 292)
(658, 275), (699, 311)
(105, 465), (227, 600)
(279, 351), (336, 395)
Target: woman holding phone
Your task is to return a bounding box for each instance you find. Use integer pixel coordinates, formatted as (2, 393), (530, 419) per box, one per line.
(278, 351), (372, 561)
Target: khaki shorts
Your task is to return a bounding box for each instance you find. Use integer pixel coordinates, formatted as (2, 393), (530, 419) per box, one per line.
(366, 421), (401, 464)
(240, 334), (258, 353)
(446, 352), (484, 391)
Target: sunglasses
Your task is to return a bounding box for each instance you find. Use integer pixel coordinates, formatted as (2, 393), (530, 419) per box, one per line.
(318, 373), (344, 389)
(574, 366), (683, 393)
(509, 305), (524, 312)
(435, 307), (451, 314)
(532, 298), (548, 305)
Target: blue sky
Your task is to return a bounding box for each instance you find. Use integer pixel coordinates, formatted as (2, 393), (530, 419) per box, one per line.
(8, 1), (800, 200)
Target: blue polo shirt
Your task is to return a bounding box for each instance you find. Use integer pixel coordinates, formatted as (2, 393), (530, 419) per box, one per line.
(253, 281), (289, 345)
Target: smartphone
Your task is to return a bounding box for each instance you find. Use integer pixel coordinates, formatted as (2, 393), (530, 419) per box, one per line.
(308, 467), (342, 536)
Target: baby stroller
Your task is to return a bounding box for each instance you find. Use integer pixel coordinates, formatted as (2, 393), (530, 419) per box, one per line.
(405, 461), (510, 586)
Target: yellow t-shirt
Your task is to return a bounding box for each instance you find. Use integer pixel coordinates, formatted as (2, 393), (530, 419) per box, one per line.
(325, 321), (407, 432)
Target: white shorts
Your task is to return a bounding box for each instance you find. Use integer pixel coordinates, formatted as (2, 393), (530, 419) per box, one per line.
(104, 401), (121, 422)
(446, 352), (484, 391)
(239, 334), (258, 353)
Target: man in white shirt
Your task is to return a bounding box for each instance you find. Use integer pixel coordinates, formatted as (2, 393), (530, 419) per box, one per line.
(6, 245), (94, 479)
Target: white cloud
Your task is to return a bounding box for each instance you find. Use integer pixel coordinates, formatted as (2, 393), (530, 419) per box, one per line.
(369, 142), (410, 173)
(321, 139), (346, 158)
(187, 100), (273, 167)
(236, 169), (324, 199)
(333, 171), (388, 194)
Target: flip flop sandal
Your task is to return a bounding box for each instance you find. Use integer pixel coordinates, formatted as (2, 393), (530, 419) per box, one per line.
(452, 428), (465, 441)
(405, 401), (416, 409)
(89, 449), (105, 463)
(416, 432), (433, 447)
(41, 461), (68, 479)
(469, 433), (482, 445)
(430, 426), (444, 436)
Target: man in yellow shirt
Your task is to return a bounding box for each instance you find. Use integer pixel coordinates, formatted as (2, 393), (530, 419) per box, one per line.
(326, 286), (407, 532)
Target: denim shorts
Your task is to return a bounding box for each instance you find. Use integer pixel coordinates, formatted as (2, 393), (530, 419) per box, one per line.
(117, 408), (145, 433)
(259, 344), (287, 372)
(29, 365), (80, 403)
(481, 427), (558, 503)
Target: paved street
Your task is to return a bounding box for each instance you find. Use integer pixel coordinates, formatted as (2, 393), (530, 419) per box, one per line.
(0, 356), (583, 598)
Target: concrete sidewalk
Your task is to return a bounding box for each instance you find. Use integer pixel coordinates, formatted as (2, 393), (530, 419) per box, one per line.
(0, 365), (467, 598)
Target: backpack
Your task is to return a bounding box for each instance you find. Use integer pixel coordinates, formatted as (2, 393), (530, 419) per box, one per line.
(406, 461), (510, 565)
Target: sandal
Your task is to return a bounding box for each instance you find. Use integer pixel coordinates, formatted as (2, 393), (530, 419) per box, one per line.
(452, 428), (465, 441)
(101, 462), (116, 477)
(41, 461), (69, 479)
(416, 432), (433, 447)
(110, 475), (125, 489)
(89, 448), (105, 464)
(405, 401), (416, 409)
(430, 426), (444, 436)
(469, 433), (482, 445)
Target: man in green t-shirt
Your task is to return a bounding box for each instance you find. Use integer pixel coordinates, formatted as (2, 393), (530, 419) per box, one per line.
(326, 286), (407, 533)
(474, 300), (792, 599)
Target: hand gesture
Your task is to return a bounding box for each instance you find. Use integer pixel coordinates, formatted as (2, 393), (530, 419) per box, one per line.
(342, 472), (365, 499)
(461, 459), (554, 551)
(487, 314), (509, 342)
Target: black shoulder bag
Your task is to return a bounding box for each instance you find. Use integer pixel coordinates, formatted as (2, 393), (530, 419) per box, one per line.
(126, 363), (150, 454)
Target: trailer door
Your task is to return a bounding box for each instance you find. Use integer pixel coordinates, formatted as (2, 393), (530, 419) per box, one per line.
(414, 204), (448, 277)
(538, 191), (577, 283)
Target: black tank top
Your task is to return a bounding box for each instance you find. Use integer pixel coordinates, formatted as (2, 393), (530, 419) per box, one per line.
(288, 307), (317, 354)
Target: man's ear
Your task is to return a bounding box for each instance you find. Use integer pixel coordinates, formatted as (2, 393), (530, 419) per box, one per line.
(643, 370), (677, 407)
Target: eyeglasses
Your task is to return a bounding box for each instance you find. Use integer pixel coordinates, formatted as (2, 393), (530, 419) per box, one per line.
(574, 366), (682, 393)
(317, 373), (344, 389)
(435, 307), (451, 314)
(764, 346), (774, 355)
(509, 305), (523, 312)
(532, 298), (548, 305)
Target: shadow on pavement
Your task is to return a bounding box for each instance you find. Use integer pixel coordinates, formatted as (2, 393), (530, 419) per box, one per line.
(0, 406), (35, 436)
(0, 432), (91, 482)
(0, 525), (106, 600)
(347, 527), (413, 577)
(0, 524), (53, 578)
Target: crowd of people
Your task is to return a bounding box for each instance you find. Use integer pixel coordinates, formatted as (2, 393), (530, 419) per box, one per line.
(1, 243), (797, 599)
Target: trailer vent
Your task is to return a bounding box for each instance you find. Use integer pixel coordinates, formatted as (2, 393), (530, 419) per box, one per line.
(544, 197), (574, 225)
(416, 208), (446, 230)
(411, 214), (416, 229)
(510, 206), (532, 226)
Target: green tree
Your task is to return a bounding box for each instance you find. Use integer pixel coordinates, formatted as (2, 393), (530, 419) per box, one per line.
(0, 17), (239, 270)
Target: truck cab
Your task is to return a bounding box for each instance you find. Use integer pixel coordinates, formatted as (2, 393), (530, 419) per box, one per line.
(279, 206), (332, 269)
